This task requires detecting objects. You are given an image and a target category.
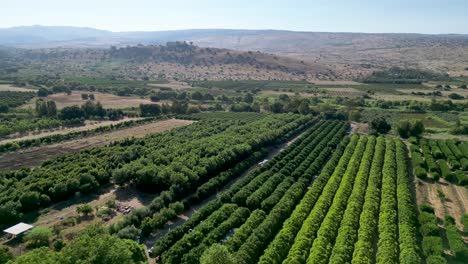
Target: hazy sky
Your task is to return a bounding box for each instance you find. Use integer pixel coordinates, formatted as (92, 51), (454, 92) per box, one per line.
(2, 0), (468, 34)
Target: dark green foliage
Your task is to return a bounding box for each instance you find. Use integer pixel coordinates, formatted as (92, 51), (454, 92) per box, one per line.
(422, 236), (444, 257)
(0, 247), (13, 264)
(0, 114), (311, 227)
(369, 117), (391, 135)
(0, 91), (35, 112)
(35, 99), (57, 117)
(139, 104), (161, 116)
(397, 120), (425, 138)
(444, 216), (468, 260)
(362, 67), (449, 84)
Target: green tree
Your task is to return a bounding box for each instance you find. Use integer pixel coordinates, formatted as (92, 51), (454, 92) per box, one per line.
(8, 247), (62, 264)
(200, 244), (234, 264)
(397, 120), (425, 138)
(24, 227), (53, 248)
(63, 224), (146, 264)
(243, 93), (254, 103)
(298, 100), (311, 115)
(370, 117), (391, 135)
(19, 191), (41, 212)
(191, 91), (204, 101)
(76, 204), (93, 216)
(0, 247), (13, 264)
(60, 105), (85, 120)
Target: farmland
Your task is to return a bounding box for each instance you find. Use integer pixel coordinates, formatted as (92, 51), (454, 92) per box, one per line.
(1, 24), (468, 264)
(0, 118), (193, 170)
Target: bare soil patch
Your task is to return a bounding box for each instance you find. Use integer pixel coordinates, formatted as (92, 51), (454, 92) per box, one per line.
(415, 178), (468, 242)
(350, 122), (369, 134)
(23, 91), (159, 109)
(0, 119), (193, 170)
(0, 84), (37, 92)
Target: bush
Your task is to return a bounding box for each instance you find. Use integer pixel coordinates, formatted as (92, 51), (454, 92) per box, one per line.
(96, 207), (113, 219)
(426, 255), (447, 264)
(420, 204), (435, 214)
(422, 236), (444, 256)
(76, 204), (93, 216)
(445, 216), (468, 260)
(117, 225), (140, 240)
(24, 227), (53, 248)
(0, 247), (13, 264)
(414, 166), (427, 179)
(462, 214), (468, 233)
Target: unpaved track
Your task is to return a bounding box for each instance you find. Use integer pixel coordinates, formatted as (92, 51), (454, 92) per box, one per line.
(0, 119), (193, 170)
(0, 117), (143, 144)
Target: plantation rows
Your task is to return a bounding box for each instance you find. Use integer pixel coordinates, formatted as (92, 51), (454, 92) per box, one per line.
(0, 91), (35, 111)
(0, 113), (312, 227)
(412, 138), (468, 185)
(150, 131), (426, 264)
(151, 120), (349, 263)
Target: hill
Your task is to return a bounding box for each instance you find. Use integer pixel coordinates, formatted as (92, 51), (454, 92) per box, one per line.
(2, 42), (324, 81)
(1, 26), (468, 79)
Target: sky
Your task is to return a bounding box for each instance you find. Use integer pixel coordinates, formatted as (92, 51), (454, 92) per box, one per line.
(2, 0), (468, 34)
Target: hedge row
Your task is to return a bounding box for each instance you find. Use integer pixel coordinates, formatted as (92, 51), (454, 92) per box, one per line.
(376, 139), (399, 264)
(224, 209), (267, 252)
(257, 136), (350, 264)
(179, 207), (251, 264)
(307, 136), (373, 264)
(161, 203), (239, 263)
(395, 140), (421, 263)
(283, 135), (361, 264)
(328, 136), (380, 264)
(232, 124), (349, 264)
(444, 215), (468, 260)
(418, 205), (446, 263)
(351, 137), (386, 264)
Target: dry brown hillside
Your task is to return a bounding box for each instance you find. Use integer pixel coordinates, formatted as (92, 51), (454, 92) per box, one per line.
(189, 31), (468, 79)
(14, 42), (330, 81)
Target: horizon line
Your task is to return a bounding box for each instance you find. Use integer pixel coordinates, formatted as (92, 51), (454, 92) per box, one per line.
(0, 24), (467, 36)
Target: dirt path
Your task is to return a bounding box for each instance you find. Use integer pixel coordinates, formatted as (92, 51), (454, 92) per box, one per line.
(0, 117), (143, 144)
(0, 119), (193, 170)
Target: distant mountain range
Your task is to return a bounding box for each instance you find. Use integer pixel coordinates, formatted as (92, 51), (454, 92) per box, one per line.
(1, 26), (467, 79)
(1, 25), (467, 50)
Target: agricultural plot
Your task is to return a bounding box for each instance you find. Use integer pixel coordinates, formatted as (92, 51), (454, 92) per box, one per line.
(23, 91), (159, 109)
(0, 114), (310, 229)
(0, 119), (193, 170)
(149, 130), (426, 264)
(412, 137), (468, 260)
(150, 120), (349, 263)
(412, 138), (468, 185)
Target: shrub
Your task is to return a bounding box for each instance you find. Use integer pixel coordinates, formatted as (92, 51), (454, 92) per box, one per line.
(422, 236), (444, 256)
(414, 166), (427, 179)
(431, 172), (440, 181)
(420, 204), (435, 214)
(24, 227), (53, 248)
(425, 255), (447, 264)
